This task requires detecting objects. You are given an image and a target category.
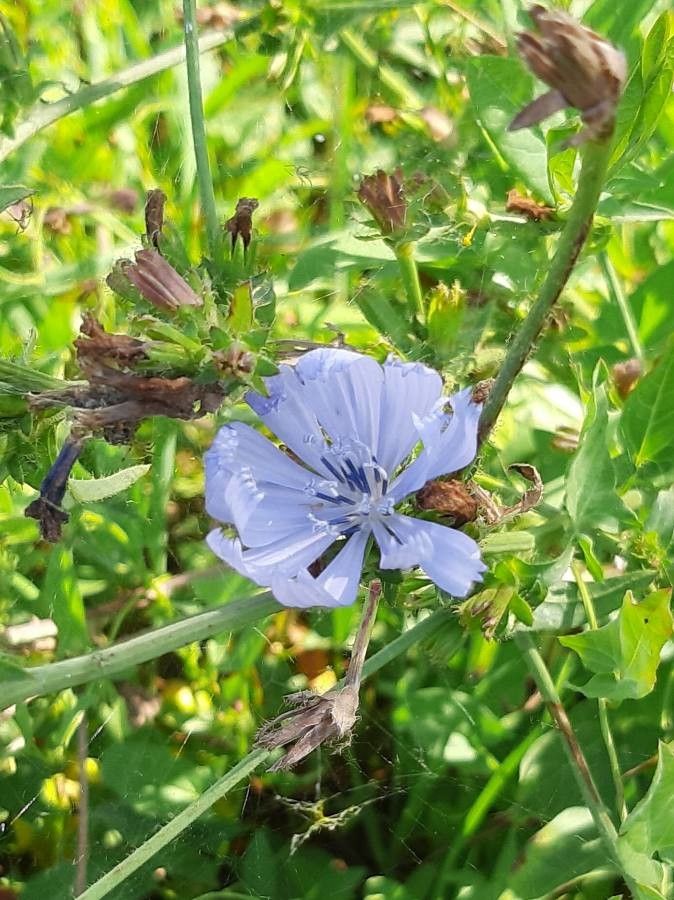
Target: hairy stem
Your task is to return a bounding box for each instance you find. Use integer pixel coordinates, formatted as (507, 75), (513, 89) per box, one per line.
(514, 633), (636, 890)
(0, 30), (242, 165)
(182, 0), (221, 260)
(478, 139), (613, 443)
(395, 242), (425, 324)
(572, 560), (628, 822)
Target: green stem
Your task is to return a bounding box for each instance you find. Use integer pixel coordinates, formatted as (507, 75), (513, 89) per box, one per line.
(395, 241), (424, 323)
(599, 251), (644, 363)
(0, 597), (454, 712)
(478, 139), (613, 443)
(514, 633), (637, 892)
(0, 592), (279, 710)
(78, 750), (269, 900)
(572, 560), (628, 822)
(182, 0), (221, 260)
(75, 608), (461, 900)
(0, 30), (240, 165)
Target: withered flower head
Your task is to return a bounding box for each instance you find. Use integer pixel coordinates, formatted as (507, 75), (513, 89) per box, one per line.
(123, 248), (201, 312)
(509, 4), (627, 145)
(225, 197), (259, 250)
(612, 358), (642, 399)
(416, 479), (478, 526)
(25, 436), (83, 541)
(357, 169), (407, 236)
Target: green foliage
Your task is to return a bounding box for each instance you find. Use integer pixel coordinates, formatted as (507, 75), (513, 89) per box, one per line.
(560, 590), (673, 701)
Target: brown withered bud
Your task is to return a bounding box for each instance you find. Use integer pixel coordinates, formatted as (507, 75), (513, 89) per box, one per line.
(75, 314), (147, 367)
(144, 189), (166, 248)
(123, 249), (202, 312)
(225, 197), (259, 250)
(509, 5), (626, 145)
(506, 188), (555, 222)
(613, 358), (642, 399)
(357, 169), (407, 235)
(417, 479), (478, 525)
(213, 343), (255, 377)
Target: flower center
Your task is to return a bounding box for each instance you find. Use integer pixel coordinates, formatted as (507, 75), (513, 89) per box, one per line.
(303, 439), (393, 536)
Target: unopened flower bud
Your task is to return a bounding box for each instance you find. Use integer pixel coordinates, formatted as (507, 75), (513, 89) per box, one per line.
(123, 249), (201, 312)
(357, 169), (407, 235)
(509, 5), (626, 145)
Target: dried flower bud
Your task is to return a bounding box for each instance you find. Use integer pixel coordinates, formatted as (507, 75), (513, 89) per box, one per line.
(613, 358), (642, 399)
(510, 5), (626, 145)
(225, 197), (259, 249)
(417, 479), (478, 525)
(506, 188), (555, 222)
(144, 189), (166, 248)
(472, 379), (493, 405)
(75, 314), (147, 367)
(123, 248), (201, 312)
(25, 436), (83, 541)
(357, 169), (407, 235)
(213, 343), (255, 376)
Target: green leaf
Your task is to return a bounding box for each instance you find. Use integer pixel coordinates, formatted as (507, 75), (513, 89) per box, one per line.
(559, 590), (673, 701)
(528, 570), (656, 632)
(617, 742), (674, 892)
(508, 807), (607, 899)
(622, 342), (674, 469)
(465, 56), (552, 202)
(565, 378), (630, 534)
(0, 183), (33, 213)
(227, 281), (254, 335)
(610, 13), (674, 175)
(68, 464), (151, 502)
(39, 545), (89, 658)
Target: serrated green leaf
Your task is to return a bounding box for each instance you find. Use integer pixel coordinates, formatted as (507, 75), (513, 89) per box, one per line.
(622, 343), (674, 469)
(559, 590), (673, 701)
(68, 464), (151, 502)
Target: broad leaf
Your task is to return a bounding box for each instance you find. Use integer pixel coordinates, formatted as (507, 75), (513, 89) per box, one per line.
(38, 546), (89, 657)
(619, 742), (674, 866)
(621, 342), (674, 469)
(559, 590), (673, 701)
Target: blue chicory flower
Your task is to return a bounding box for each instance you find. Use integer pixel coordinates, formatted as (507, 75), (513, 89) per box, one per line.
(205, 348), (486, 608)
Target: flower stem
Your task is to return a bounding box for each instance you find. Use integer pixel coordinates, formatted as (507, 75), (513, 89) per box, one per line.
(514, 632), (636, 890)
(571, 560), (628, 822)
(345, 580), (381, 690)
(78, 750), (269, 900)
(182, 0), (221, 261)
(74, 713), (89, 896)
(395, 241), (425, 324)
(478, 139), (613, 443)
